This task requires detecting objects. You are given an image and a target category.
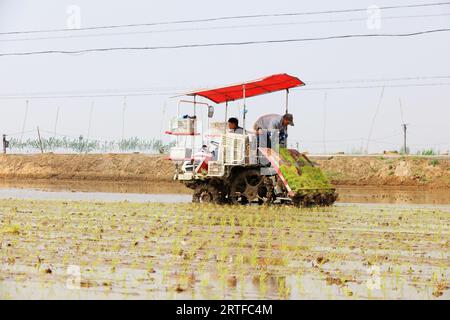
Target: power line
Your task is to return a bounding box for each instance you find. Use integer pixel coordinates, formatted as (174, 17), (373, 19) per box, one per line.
(1, 81), (450, 100)
(1, 28), (450, 57)
(3, 12), (450, 43)
(0, 92), (175, 100)
(2, 2), (450, 36)
(298, 82), (450, 91)
(0, 86), (190, 97)
(1, 75), (448, 98)
(308, 75), (450, 85)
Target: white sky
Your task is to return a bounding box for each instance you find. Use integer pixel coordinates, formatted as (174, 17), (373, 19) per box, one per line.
(0, 0), (449, 153)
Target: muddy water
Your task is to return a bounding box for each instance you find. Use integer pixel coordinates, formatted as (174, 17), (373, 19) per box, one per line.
(336, 186), (450, 205)
(0, 179), (448, 205)
(0, 179), (192, 203)
(0, 179), (190, 194)
(0, 188), (192, 203)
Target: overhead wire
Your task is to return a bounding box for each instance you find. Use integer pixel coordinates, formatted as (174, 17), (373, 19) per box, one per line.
(2, 12), (450, 43)
(1, 28), (450, 57)
(1, 81), (450, 100)
(1, 1), (450, 36)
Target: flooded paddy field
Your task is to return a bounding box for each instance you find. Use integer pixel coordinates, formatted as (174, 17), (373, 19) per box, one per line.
(1, 199), (449, 299)
(0, 179), (449, 205)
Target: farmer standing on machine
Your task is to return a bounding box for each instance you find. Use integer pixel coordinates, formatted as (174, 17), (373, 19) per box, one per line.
(253, 113), (294, 148)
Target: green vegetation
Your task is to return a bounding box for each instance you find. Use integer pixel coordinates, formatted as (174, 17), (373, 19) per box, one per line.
(280, 165), (332, 191)
(418, 149), (438, 156)
(429, 159), (440, 167)
(8, 136), (175, 154)
(279, 148), (333, 192)
(279, 147), (308, 166)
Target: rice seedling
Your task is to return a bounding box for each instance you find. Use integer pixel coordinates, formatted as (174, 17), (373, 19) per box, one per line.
(0, 199), (448, 299)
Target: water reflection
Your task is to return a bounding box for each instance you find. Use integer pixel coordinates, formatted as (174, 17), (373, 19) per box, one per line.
(0, 179), (448, 205)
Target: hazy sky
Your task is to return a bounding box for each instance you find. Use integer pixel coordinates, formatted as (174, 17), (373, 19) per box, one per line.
(1, 0), (449, 153)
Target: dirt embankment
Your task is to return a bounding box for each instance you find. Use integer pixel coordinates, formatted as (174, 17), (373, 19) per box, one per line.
(0, 153), (449, 188)
(315, 156), (450, 188)
(0, 153), (173, 182)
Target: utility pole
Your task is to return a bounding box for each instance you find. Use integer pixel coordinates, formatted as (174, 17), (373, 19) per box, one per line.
(54, 106), (60, 138)
(37, 126), (44, 153)
(322, 92), (327, 154)
(86, 102), (94, 154)
(20, 100), (29, 143)
(122, 96), (127, 141)
(3, 134), (9, 154)
(366, 87), (385, 154)
(402, 123), (408, 154)
(159, 102), (166, 141)
(87, 102), (94, 141)
(399, 98), (408, 154)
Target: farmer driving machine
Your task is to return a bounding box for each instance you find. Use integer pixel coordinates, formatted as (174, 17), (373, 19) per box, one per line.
(166, 74), (337, 207)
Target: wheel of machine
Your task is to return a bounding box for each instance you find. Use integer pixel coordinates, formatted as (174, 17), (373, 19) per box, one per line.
(229, 169), (274, 205)
(192, 183), (224, 204)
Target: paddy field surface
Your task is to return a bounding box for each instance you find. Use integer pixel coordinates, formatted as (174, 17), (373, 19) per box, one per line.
(1, 199), (448, 299)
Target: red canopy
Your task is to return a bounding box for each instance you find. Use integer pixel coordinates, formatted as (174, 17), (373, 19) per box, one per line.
(185, 73), (304, 104)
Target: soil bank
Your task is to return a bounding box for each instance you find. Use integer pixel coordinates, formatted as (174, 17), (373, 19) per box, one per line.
(0, 153), (448, 188)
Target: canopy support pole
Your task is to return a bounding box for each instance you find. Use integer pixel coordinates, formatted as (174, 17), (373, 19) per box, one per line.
(193, 95), (197, 177)
(285, 89), (289, 148)
(242, 84), (246, 133)
(285, 89), (289, 114)
(224, 101), (228, 135)
(193, 95), (197, 116)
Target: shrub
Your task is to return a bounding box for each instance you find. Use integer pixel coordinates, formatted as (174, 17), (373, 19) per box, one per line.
(429, 159), (440, 167)
(418, 149), (437, 156)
